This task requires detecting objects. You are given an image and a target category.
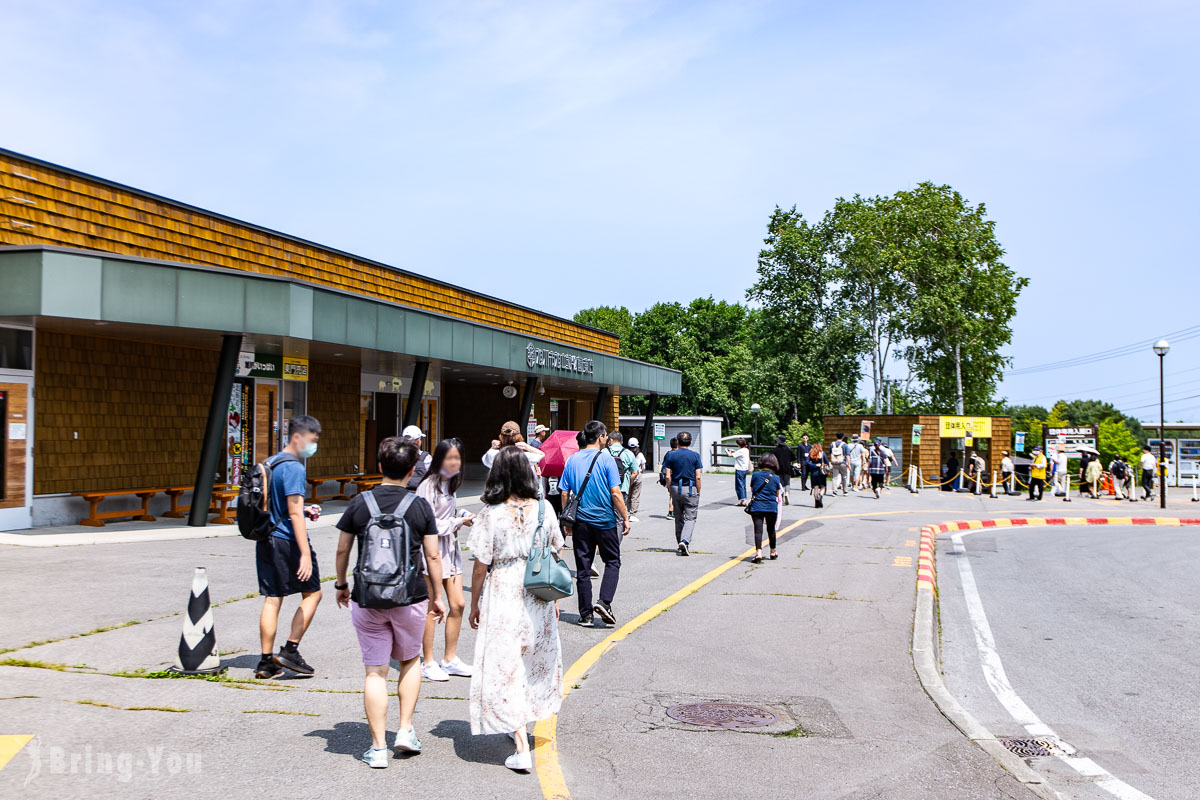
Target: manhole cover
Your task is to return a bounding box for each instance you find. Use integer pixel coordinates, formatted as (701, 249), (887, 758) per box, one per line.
(1001, 738), (1063, 758)
(666, 702), (780, 729)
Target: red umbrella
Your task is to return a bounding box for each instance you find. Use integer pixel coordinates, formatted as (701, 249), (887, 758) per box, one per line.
(537, 430), (580, 478)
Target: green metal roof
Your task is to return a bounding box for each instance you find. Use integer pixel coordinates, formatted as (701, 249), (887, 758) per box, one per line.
(0, 246), (681, 396)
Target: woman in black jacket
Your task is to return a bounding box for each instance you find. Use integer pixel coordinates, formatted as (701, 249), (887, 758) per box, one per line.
(770, 436), (796, 506)
(805, 443), (830, 508)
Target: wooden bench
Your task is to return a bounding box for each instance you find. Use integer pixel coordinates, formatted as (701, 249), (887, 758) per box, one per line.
(307, 474), (366, 502)
(74, 485), (238, 527)
(73, 489), (160, 527)
(352, 474), (384, 494)
(162, 484), (237, 523)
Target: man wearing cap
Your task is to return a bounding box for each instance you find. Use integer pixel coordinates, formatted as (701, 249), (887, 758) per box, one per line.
(1029, 447), (1047, 501)
(401, 425), (433, 490)
(529, 424), (550, 449)
(627, 437), (646, 519)
(606, 431), (640, 523)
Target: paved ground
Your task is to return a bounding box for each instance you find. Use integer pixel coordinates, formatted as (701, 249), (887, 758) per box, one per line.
(938, 521), (1200, 800)
(0, 475), (1191, 799)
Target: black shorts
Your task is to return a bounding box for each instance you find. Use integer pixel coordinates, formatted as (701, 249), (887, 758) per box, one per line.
(256, 536), (321, 597)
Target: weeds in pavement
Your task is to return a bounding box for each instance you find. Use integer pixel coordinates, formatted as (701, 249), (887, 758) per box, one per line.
(0, 657), (71, 671)
(126, 706), (189, 712)
(76, 699), (120, 709)
(721, 591), (868, 602)
(767, 726), (809, 738)
(243, 709), (319, 716)
(0, 620), (144, 655)
(108, 668), (291, 691)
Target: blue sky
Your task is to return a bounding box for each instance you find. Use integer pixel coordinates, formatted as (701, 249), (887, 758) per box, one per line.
(2, 1), (1197, 422)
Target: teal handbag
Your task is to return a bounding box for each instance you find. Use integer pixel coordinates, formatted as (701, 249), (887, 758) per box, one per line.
(524, 497), (574, 602)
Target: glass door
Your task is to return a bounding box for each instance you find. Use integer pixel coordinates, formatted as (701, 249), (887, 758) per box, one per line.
(0, 377), (33, 531)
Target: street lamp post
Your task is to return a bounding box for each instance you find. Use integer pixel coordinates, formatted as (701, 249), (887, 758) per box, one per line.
(1153, 339), (1170, 509)
(750, 403), (761, 446)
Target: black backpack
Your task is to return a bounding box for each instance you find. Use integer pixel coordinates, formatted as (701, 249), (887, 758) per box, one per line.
(236, 453), (299, 541)
(612, 446), (629, 483)
(352, 491), (425, 609)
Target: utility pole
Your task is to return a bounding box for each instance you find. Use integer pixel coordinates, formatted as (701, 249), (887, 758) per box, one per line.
(1154, 339), (1170, 509)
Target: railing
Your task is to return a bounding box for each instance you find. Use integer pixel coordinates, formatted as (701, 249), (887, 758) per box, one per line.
(710, 442), (791, 469)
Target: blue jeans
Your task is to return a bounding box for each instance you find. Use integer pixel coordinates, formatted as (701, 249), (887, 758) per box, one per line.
(734, 470), (748, 501)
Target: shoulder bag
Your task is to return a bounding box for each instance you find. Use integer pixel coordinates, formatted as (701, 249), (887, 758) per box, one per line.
(524, 496), (574, 601)
(559, 449), (601, 529)
(744, 473), (777, 515)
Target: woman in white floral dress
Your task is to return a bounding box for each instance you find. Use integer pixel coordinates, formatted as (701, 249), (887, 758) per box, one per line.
(468, 446), (564, 772)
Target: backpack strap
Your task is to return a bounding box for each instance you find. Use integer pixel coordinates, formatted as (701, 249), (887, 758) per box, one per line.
(362, 489), (383, 520)
(391, 492), (417, 517)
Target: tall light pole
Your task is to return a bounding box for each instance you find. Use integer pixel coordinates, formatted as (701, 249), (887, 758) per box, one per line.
(751, 403), (761, 446)
(1153, 339), (1170, 509)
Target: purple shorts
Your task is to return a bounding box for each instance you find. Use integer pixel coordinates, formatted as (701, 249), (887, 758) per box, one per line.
(350, 600), (429, 666)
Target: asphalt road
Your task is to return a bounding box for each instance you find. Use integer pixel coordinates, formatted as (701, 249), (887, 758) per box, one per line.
(3, 475), (1181, 799)
(938, 523), (1200, 800)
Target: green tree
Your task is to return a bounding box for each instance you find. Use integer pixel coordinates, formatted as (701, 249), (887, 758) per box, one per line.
(747, 206), (863, 426)
(1098, 418), (1141, 466)
(1062, 399), (1145, 443)
(893, 183), (1027, 414)
(573, 306), (634, 355)
(1004, 404), (1049, 451)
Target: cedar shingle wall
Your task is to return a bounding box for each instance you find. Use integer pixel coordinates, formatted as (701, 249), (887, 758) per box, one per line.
(34, 331), (214, 494)
(305, 361), (361, 476)
(0, 153), (619, 356)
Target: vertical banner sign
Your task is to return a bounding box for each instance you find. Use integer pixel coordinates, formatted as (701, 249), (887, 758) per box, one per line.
(227, 383), (244, 484)
(860, 420), (873, 439)
(240, 382), (253, 472)
(654, 423), (666, 440)
(911, 424), (922, 445)
(965, 430), (974, 447)
(1015, 432), (1026, 453)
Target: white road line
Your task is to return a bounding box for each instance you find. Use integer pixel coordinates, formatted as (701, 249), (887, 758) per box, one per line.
(950, 530), (1155, 800)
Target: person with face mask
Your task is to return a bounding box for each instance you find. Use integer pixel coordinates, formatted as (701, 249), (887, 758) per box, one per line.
(255, 415), (325, 679)
(416, 439), (476, 682)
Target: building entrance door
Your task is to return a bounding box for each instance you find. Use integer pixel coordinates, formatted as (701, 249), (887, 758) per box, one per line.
(0, 378), (33, 531)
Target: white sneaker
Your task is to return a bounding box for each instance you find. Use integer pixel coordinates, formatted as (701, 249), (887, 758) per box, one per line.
(505, 750), (532, 772)
(422, 661), (450, 682)
(629, 515), (639, 523)
(441, 657), (473, 677)
(361, 746), (389, 768)
(392, 727), (422, 753)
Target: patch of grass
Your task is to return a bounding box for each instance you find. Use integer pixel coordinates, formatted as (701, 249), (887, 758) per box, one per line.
(243, 709), (319, 717)
(423, 695), (467, 701)
(108, 668), (290, 690)
(0, 620), (144, 655)
(76, 699), (121, 709)
(126, 706), (189, 713)
(219, 648), (247, 656)
(308, 688), (361, 694)
(769, 726), (809, 738)
(213, 593), (258, 608)
(0, 657), (71, 671)
(571, 684), (582, 690)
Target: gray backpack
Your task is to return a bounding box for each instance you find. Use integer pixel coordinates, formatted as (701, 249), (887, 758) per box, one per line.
(351, 491), (423, 609)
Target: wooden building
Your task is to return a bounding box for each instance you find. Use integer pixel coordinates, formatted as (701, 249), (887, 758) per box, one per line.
(822, 414), (1013, 483)
(0, 148), (680, 529)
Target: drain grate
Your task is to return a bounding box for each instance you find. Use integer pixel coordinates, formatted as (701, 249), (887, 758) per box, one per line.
(666, 702), (780, 729)
(1001, 737), (1064, 758)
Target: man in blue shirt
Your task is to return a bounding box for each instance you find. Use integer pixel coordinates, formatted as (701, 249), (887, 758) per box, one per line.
(529, 424), (549, 449)
(559, 420), (630, 627)
(255, 415), (323, 679)
(661, 431), (703, 556)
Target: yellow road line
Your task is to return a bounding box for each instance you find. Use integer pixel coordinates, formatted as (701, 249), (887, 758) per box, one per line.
(0, 735), (34, 771)
(534, 507), (957, 800)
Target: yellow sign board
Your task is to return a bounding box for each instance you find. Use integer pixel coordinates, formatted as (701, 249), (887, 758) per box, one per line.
(282, 357), (309, 382)
(938, 416), (992, 438)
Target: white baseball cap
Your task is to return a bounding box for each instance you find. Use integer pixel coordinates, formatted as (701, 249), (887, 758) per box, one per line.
(401, 425), (424, 440)
(628, 437), (639, 447)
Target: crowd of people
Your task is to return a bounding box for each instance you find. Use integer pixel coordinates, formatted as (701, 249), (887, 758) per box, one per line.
(251, 414), (1163, 776)
(248, 413), (654, 774)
